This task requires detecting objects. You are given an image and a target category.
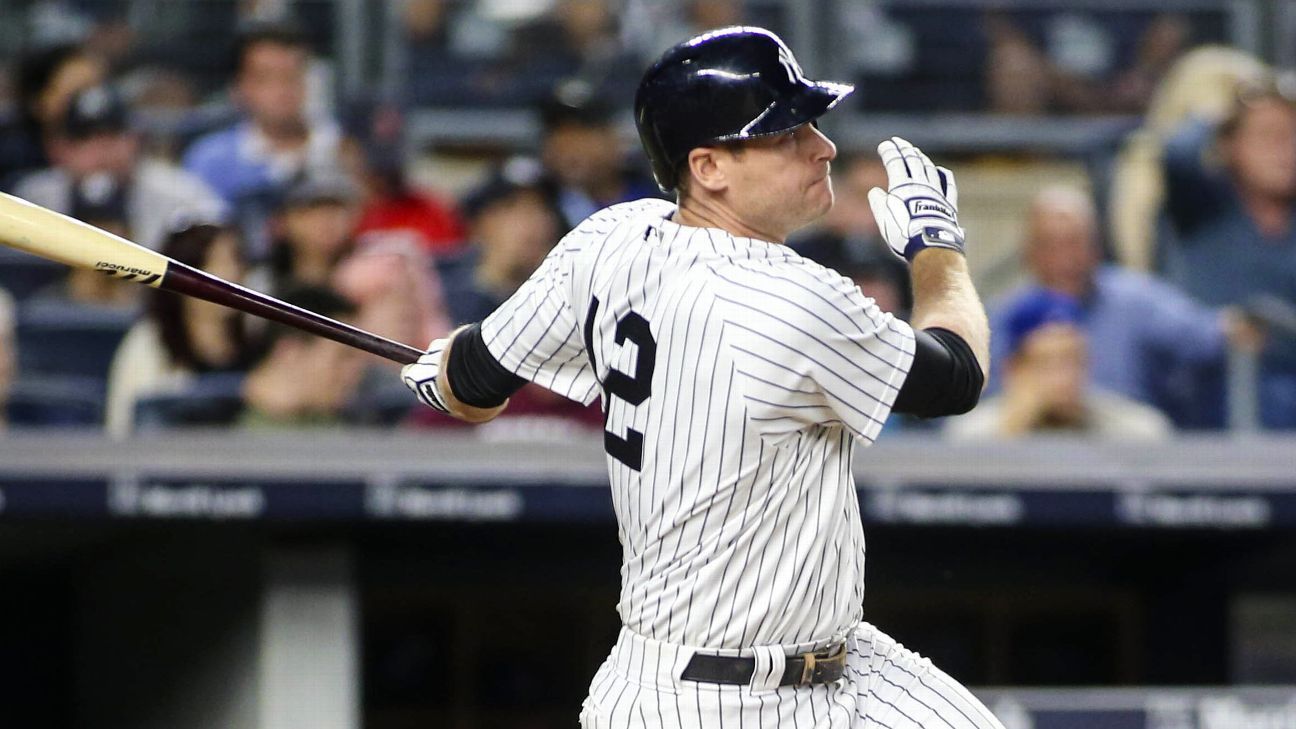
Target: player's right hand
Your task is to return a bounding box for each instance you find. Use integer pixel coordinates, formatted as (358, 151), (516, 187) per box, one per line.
(867, 137), (966, 262)
(401, 337), (451, 414)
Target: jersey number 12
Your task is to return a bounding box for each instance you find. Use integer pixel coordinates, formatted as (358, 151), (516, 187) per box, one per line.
(584, 297), (656, 470)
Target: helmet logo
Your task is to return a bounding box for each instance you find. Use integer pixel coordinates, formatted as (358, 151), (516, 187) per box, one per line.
(776, 46), (807, 86)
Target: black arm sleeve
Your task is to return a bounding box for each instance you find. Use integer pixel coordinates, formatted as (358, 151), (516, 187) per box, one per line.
(444, 322), (528, 408)
(891, 327), (984, 417)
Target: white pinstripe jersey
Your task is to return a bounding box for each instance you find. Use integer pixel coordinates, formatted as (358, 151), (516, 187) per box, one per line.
(482, 198), (917, 649)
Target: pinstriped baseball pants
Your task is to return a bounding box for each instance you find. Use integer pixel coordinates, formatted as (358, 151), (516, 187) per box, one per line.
(580, 622), (1007, 728)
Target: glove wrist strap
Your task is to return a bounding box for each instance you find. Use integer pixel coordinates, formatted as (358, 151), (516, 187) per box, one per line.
(903, 227), (965, 262)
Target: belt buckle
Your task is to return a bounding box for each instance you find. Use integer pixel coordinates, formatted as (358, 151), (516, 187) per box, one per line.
(798, 650), (817, 686)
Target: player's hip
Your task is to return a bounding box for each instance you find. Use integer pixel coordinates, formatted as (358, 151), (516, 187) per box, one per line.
(580, 623), (1007, 729)
(581, 626), (854, 728)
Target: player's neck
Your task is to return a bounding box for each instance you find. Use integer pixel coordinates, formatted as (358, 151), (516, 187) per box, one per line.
(673, 196), (786, 244)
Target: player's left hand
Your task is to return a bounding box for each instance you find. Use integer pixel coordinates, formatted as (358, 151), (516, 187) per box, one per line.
(401, 337), (451, 413)
(867, 137), (966, 262)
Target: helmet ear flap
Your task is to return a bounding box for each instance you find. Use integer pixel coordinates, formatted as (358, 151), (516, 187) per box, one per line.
(639, 112), (678, 193)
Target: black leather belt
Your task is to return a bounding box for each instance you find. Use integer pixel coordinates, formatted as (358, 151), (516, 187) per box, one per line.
(680, 643), (847, 687)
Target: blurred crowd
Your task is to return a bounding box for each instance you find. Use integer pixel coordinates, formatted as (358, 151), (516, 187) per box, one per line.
(0, 0), (1292, 439)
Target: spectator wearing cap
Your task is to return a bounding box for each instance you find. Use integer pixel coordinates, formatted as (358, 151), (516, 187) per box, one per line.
(539, 82), (661, 229)
(0, 43), (106, 185)
(265, 171), (361, 291)
(989, 185), (1259, 427)
(12, 83), (223, 251)
(1163, 77), (1296, 429)
(182, 22), (343, 257)
(436, 159), (564, 325)
(947, 291), (1171, 440)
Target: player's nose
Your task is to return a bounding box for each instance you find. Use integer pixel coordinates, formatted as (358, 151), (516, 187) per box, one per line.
(808, 124), (837, 163)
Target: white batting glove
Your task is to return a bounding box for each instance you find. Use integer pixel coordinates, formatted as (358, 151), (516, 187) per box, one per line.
(401, 338), (450, 413)
(867, 136), (965, 262)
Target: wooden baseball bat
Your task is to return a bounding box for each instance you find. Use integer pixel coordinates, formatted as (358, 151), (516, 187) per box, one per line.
(0, 191), (423, 365)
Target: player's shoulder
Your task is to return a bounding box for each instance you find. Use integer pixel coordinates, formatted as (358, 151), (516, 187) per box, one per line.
(712, 246), (865, 322)
(718, 246), (857, 298)
(569, 198), (675, 238)
(556, 199), (676, 264)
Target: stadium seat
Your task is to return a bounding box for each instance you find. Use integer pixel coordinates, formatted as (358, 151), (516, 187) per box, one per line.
(15, 300), (137, 380)
(5, 375), (105, 427)
(132, 373), (246, 432)
(0, 248), (65, 301)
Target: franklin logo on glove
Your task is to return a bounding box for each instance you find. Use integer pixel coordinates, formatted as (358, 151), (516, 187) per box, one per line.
(867, 136), (967, 261)
(911, 200), (954, 217)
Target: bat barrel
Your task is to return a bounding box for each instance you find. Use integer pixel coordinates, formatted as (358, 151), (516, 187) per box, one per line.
(162, 262), (424, 365)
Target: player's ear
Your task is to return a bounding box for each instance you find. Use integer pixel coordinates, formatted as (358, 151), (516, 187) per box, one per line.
(687, 147), (727, 193)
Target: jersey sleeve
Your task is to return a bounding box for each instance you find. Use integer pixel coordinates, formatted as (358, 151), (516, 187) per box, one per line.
(719, 261), (916, 443)
(480, 237), (601, 405)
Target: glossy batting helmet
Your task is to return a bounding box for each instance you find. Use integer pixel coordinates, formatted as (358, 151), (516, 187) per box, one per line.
(634, 26), (854, 193)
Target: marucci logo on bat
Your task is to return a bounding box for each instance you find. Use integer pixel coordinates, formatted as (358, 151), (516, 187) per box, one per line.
(96, 261), (160, 285)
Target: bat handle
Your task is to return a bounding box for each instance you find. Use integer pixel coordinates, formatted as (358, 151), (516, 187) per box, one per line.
(162, 262), (425, 365)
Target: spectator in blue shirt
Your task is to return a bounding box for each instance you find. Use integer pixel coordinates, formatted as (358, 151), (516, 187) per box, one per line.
(182, 21), (343, 260)
(950, 290), (1171, 440)
(990, 185), (1257, 427)
(1162, 78), (1296, 429)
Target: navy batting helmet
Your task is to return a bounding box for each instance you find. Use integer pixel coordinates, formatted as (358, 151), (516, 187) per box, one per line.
(634, 26), (854, 193)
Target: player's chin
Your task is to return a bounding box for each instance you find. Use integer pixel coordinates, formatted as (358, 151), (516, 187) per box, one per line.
(809, 178), (835, 215)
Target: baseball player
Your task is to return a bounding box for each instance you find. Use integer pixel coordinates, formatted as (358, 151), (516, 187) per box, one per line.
(403, 26), (1001, 729)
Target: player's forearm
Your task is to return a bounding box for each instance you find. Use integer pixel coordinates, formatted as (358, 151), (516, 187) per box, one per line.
(907, 249), (991, 383)
(435, 326), (509, 423)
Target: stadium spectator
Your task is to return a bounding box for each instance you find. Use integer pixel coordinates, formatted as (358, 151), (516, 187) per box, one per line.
(511, 0), (642, 104)
(26, 173), (138, 308)
(1163, 77), (1296, 429)
(539, 82), (659, 228)
(416, 158), (602, 435)
(398, 0), (515, 106)
(267, 172), (360, 291)
(342, 101), (466, 258)
(182, 21), (342, 258)
(436, 158), (562, 326)
(989, 185), (1257, 426)
(239, 284), (367, 428)
(629, 0), (746, 59)
(65, 179), (132, 306)
(332, 243), (452, 365)
(0, 288), (14, 431)
(984, 11), (1189, 115)
(0, 42), (106, 184)
(12, 84), (223, 251)
(105, 223), (255, 437)
(1107, 46), (1269, 271)
(948, 291), (1171, 440)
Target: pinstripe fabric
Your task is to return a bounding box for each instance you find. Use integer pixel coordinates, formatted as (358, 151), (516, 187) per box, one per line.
(482, 200), (997, 727)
